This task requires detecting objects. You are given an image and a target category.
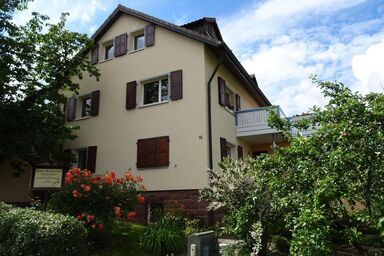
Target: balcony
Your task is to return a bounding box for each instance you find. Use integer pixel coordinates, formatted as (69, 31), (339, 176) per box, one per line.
(235, 106), (287, 144)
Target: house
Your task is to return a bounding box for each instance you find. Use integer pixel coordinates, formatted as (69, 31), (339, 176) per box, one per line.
(0, 5), (290, 223)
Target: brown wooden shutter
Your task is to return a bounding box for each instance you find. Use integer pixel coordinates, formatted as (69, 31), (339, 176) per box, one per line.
(137, 139), (148, 168)
(66, 96), (76, 121)
(86, 146), (97, 173)
(126, 81), (137, 110)
(157, 136), (169, 167)
(235, 94), (241, 111)
(170, 70), (183, 100)
(220, 137), (227, 160)
(218, 77), (226, 106)
(91, 44), (99, 65)
(237, 146), (243, 159)
(145, 24), (155, 47)
(114, 33), (127, 57)
(90, 90), (100, 116)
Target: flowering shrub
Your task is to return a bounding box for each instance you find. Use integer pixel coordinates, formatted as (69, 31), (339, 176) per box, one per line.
(49, 168), (146, 231)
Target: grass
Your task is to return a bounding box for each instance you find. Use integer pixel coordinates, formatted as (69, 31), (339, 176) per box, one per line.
(92, 221), (148, 256)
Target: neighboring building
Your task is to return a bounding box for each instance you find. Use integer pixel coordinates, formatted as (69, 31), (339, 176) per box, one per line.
(0, 5), (292, 222)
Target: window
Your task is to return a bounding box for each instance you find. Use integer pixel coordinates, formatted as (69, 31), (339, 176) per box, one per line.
(134, 34), (145, 50)
(220, 137), (234, 160)
(76, 148), (87, 170)
(104, 41), (114, 60)
(225, 87), (235, 111)
(142, 78), (169, 105)
(72, 146), (97, 172)
(137, 136), (169, 168)
(81, 96), (91, 117)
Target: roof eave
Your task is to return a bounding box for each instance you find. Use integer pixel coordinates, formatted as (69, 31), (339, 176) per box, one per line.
(91, 5), (220, 47)
(219, 42), (271, 106)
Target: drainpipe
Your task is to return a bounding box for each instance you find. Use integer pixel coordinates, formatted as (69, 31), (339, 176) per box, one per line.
(207, 54), (225, 170)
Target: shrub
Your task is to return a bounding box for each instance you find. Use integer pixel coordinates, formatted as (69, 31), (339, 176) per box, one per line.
(0, 202), (88, 256)
(141, 213), (191, 256)
(49, 168), (146, 232)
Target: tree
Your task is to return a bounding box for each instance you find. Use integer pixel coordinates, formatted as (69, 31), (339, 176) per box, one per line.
(202, 78), (384, 255)
(0, 1), (99, 171)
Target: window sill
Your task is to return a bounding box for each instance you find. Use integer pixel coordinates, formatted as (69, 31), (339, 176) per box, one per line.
(224, 106), (235, 116)
(99, 58), (113, 64)
(137, 165), (169, 170)
(129, 48), (144, 54)
(75, 116), (90, 121)
(139, 100), (169, 109)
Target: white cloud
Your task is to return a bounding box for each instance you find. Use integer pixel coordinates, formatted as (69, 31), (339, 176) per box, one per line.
(219, 0), (367, 51)
(13, 0), (110, 30)
(217, 0), (384, 116)
(352, 39), (384, 94)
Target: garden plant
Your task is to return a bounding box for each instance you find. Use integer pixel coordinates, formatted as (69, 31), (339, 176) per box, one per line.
(202, 78), (384, 255)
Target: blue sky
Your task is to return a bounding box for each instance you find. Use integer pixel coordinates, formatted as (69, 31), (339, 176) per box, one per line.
(14, 0), (384, 116)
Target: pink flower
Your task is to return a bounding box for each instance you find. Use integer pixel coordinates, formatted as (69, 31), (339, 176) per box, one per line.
(87, 214), (95, 222)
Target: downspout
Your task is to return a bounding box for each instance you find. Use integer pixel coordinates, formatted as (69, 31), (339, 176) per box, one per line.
(207, 54), (225, 170)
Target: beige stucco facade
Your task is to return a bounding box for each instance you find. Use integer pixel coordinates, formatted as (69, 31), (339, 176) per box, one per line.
(0, 9), (276, 203)
(65, 13), (264, 191)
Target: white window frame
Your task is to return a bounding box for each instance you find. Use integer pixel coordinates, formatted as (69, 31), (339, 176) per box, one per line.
(225, 86), (235, 112)
(140, 75), (169, 107)
(72, 148), (88, 169)
(129, 29), (145, 53)
(76, 94), (91, 120)
(103, 40), (114, 61)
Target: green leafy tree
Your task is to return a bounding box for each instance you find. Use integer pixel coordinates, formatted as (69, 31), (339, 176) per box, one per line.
(0, 1), (99, 171)
(203, 78), (384, 255)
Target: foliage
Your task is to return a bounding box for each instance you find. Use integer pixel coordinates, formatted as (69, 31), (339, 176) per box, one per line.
(202, 78), (384, 255)
(0, 202), (88, 256)
(49, 168), (145, 233)
(201, 158), (274, 255)
(92, 221), (148, 256)
(0, 1), (99, 170)
(141, 213), (197, 256)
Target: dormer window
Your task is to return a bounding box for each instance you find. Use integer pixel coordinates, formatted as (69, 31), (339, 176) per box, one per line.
(134, 34), (145, 50)
(104, 41), (114, 60)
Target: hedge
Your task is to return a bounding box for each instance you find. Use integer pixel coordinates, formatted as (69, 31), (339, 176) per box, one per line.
(0, 202), (88, 256)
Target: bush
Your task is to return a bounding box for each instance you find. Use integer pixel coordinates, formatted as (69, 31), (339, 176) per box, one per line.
(49, 168), (146, 232)
(141, 213), (190, 256)
(0, 202), (88, 256)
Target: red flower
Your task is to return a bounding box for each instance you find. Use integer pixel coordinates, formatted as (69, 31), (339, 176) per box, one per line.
(64, 176), (72, 185)
(72, 189), (79, 198)
(83, 185), (91, 192)
(110, 171), (116, 179)
(87, 214), (95, 222)
(98, 223), (104, 230)
(137, 194), (145, 204)
(104, 174), (113, 185)
(114, 206), (122, 218)
(82, 170), (91, 178)
(91, 178), (98, 184)
(72, 167), (80, 176)
(125, 172), (133, 181)
(127, 211), (136, 219)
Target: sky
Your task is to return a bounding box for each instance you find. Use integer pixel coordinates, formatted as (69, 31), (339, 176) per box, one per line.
(14, 0), (384, 116)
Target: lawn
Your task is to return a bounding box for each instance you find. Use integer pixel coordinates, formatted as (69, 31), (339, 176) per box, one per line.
(92, 221), (148, 256)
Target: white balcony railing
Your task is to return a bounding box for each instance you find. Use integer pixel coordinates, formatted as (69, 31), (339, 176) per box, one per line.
(235, 106), (287, 137)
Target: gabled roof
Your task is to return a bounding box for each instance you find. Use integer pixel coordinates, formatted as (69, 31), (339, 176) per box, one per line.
(90, 5), (271, 106)
(91, 5), (220, 46)
(181, 17), (223, 41)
